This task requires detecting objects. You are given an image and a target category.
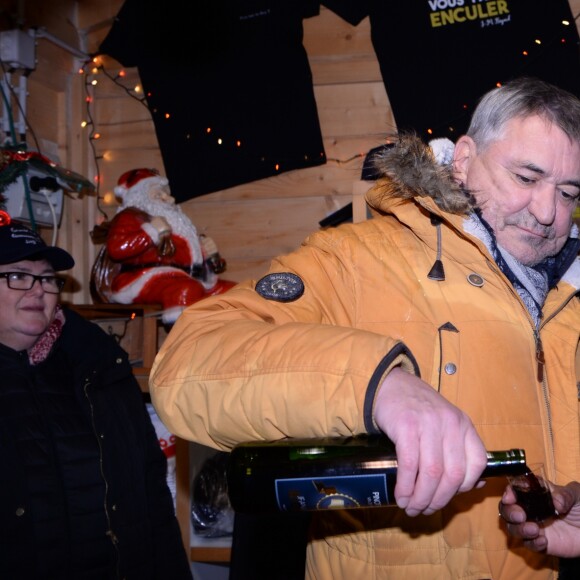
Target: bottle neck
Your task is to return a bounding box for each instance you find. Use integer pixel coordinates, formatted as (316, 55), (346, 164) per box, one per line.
(481, 449), (527, 478)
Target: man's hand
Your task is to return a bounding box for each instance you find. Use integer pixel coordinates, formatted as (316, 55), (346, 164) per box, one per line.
(500, 481), (580, 557)
(373, 367), (487, 517)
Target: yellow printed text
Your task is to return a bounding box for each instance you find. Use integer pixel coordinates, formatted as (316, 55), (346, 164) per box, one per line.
(430, 1), (509, 27)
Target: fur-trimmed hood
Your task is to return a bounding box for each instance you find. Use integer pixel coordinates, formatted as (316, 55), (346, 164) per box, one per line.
(365, 133), (475, 216)
(363, 133), (580, 292)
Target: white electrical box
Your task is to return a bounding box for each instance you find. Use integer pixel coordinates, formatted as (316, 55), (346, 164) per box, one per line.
(0, 29), (36, 70)
(3, 168), (64, 227)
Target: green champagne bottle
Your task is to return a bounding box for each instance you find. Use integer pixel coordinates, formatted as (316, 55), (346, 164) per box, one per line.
(226, 434), (527, 513)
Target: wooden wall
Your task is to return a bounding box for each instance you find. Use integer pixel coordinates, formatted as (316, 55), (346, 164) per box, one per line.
(3, 0), (580, 304)
(78, 2), (392, 297)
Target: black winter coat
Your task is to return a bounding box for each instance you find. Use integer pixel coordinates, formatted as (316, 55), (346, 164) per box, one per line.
(0, 307), (192, 580)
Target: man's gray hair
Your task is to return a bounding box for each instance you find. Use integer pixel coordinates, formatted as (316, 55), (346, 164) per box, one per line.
(466, 77), (580, 150)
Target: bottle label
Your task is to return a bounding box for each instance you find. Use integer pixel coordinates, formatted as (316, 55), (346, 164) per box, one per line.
(274, 474), (390, 511)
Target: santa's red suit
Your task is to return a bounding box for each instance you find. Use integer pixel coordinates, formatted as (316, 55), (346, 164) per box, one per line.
(106, 168), (236, 323)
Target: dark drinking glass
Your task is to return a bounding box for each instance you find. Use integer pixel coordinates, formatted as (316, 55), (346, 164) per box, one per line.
(507, 463), (557, 522)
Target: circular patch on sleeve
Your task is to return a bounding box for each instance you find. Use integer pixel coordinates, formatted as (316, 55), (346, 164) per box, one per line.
(255, 272), (305, 302)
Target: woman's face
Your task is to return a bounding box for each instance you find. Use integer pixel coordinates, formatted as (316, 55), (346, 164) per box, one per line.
(0, 259), (59, 352)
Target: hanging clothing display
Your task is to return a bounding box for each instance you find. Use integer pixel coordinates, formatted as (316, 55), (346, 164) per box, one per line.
(99, 0), (325, 202)
(322, 0), (580, 138)
(100, 0), (580, 201)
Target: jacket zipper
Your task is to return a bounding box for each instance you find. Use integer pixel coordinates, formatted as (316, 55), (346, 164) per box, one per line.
(532, 329), (554, 471)
(485, 260), (564, 467)
(83, 376), (121, 578)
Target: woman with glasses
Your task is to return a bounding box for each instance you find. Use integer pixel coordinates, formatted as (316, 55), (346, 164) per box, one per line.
(0, 219), (192, 580)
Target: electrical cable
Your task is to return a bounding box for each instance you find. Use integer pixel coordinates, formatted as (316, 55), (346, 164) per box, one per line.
(0, 71), (18, 145)
(97, 62), (150, 110)
(38, 186), (59, 245)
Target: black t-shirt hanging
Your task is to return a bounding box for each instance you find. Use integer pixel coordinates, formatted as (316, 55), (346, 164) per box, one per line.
(322, 0), (580, 139)
(99, 1), (325, 202)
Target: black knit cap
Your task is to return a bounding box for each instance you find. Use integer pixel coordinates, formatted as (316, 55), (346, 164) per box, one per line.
(0, 223), (74, 271)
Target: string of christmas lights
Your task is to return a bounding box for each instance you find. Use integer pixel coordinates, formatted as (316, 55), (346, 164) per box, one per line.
(79, 56), (154, 221)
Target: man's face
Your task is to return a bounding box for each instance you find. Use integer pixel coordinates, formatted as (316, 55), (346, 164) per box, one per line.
(0, 259), (58, 352)
(454, 115), (580, 265)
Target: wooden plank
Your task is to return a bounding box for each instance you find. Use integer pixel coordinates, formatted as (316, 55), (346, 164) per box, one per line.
(220, 258), (272, 284)
(25, 80), (61, 147)
(92, 121), (159, 150)
(32, 41), (79, 93)
(77, 0), (124, 33)
(62, 72), (95, 304)
(315, 82), (394, 137)
(310, 55), (382, 86)
(21, 0), (85, 53)
(304, 10), (372, 58)
(182, 195), (352, 259)
(94, 100), (151, 128)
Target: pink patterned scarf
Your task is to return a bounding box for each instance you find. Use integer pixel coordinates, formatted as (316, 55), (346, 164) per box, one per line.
(28, 304), (65, 365)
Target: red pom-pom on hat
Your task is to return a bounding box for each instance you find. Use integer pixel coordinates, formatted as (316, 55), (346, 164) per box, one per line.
(0, 210), (11, 227)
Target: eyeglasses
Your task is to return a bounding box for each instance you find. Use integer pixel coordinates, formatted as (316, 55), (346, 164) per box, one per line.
(0, 272), (65, 294)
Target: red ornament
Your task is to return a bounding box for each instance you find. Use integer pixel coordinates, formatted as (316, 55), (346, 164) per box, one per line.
(0, 210), (11, 226)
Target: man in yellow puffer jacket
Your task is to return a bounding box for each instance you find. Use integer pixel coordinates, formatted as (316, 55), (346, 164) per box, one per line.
(150, 77), (580, 579)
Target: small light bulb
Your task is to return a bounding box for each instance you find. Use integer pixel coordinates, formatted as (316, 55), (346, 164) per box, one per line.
(103, 191), (116, 205)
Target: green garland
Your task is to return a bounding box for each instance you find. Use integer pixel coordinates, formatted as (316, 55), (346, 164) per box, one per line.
(0, 157), (27, 194)
(0, 148), (95, 196)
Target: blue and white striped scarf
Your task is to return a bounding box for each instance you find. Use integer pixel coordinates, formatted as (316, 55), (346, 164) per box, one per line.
(464, 211), (580, 328)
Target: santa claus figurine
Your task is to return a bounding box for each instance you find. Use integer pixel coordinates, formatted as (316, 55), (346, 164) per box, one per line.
(96, 168), (236, 323)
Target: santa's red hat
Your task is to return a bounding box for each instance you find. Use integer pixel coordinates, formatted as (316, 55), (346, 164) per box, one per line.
(114, 168), (168, 200)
